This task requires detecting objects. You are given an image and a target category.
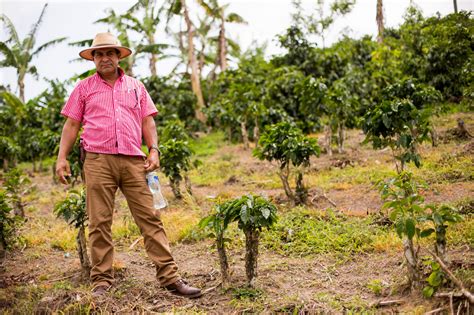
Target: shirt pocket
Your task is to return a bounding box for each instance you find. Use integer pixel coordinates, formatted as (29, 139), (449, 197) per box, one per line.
(119, 89), (141, 110)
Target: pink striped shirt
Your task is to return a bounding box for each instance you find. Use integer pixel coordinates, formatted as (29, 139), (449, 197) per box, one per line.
(61, 69), (157, 157)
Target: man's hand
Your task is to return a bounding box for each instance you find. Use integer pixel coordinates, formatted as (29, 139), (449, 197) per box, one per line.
(144, 150), (160, 172)
(56, 158), (71, 185)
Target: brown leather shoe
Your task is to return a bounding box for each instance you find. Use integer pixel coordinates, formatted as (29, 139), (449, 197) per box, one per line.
(165, 279), (202, 298)
(91, 285), (110, 298)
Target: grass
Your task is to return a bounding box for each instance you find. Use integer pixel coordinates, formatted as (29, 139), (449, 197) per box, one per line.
(307, 163), (397, 190)
(2, 113), (473, 313)
(189, 131), (226, 158)
(189, 159), (241, 186)
(260, 207), (393, 257)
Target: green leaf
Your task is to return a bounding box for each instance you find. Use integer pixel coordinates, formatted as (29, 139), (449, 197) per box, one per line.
(420, 228), (435, 238)
(422, 286), (434, 298)
(406, 218), (416, 239)
(261, 207), (270, 219)
(427, 271), (442, 287)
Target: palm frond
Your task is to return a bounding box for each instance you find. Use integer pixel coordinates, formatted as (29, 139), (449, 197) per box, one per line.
(0, 14), (20, 45)
(137, 43), (171, 54)
(0, 41), (18, 67)
(32, 37), (67, 57)
(196, 0), (217, 17)
(70, 68), (96, 81)
(69, 39), (93, 47)
(226, 13), (247, 24)
(26, 3), (48, 51)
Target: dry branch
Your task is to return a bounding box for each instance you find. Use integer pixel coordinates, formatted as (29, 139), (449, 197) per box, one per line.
(428, 249), (474, 304)
(424, 307), (446, 314)
(310, 192), (337, 207)
(129, 236), (143, 250)
(370, 299), (404, 308)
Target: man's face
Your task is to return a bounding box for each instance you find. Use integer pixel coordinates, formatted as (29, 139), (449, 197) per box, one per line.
(93, 48), (120, 76)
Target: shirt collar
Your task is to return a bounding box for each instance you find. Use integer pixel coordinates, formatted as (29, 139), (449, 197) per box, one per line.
(94, 67), (126, 84)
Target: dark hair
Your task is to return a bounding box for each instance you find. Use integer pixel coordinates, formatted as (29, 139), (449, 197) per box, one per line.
(91, 48), (121, 57)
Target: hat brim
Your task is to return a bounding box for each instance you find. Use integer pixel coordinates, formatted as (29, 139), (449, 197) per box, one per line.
(79, 45), (132, 61)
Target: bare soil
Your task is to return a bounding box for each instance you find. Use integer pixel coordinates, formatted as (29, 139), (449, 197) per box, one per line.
(1, 121), (473, 313)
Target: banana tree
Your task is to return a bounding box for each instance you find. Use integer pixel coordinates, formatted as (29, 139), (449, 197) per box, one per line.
(0, 4), (66, 102)
(196, 0), (246, 71)
(376, 0), (384, 43)
(164, 0), (207, 123)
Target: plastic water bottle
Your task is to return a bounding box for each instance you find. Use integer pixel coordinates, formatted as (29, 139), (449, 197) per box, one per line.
(146, 172), (167, 209)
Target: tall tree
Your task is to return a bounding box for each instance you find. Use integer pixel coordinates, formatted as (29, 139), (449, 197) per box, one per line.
(376, 0), (384, 43)
(95, 8), (170, 77)
(197, 0), (246, 72)
(123, 0), (163, 76)
(0, 4), (66, 102)
(165, 0), (207, 123)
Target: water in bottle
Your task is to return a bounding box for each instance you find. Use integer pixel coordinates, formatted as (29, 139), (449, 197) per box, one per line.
(146, 171), (167, 209)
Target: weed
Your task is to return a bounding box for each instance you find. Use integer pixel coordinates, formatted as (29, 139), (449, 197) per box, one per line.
(189, 159), (241, 186)
(112, 215), (141, 241)
(161, 208), (202, 244)
(189, 131), (226, 158)
(261, 207), (390, 256)
(367, 279), (383, 295)
(417, 151), (473, 183)
(52, 280), (73, 291)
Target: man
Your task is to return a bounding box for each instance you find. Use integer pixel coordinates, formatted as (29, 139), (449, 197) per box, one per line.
(56, 32), (201, 298)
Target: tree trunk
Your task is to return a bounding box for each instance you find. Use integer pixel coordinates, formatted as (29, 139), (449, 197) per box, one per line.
(253, 116), (260, 146)
(77, 225), (91, 280)
(216, 235), (230, 286)
(148, 34), (157, 77)
(32, 160), (37, 173)
(240, 119), (249, 150)
(170, 176), (182, 199)
(18, 78), (25, 103)
(453, 0), (458, 13)
(184, 174), (192, 195)
(183, 0), (206, 124)
(13, 200), (25, 218)
(218, 15), (227, 72)
(0, 222), (6, 258)
(294, 171), (307, 205)
(278, 164), (294, 202)
(455, 118), (473, 139)
(126, 56), (135, 77)
(430, 127), (438, 147)
(227, 126), (232, 142)
(52, 164), (58, 184)
(324, 124), (333, 156)
(3, 158), (9, 172)
(244, 228), (259, 287)
(403, 238), (420, 290)
(337, 122), (345, 154)
(435, 227), (447, 263)
(376, 0), (384, 44)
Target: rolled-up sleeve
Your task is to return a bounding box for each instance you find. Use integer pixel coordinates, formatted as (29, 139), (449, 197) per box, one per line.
(140, 83), (158, 118)
(61, 83), (85, 122)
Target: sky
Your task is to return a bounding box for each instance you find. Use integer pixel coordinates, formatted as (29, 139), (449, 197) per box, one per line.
(0, 0), (472, 100)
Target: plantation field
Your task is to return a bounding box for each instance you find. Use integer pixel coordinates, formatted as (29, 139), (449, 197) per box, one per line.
(0, 112), (472, 313)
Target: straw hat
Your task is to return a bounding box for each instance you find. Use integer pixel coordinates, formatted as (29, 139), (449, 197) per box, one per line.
(79, 32), (132, 61)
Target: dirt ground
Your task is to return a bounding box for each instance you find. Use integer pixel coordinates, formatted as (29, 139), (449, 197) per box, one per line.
(1, 118), (473, 313)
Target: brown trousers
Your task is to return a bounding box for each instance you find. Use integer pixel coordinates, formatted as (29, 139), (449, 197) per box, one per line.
(83, 153), (179, 287)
